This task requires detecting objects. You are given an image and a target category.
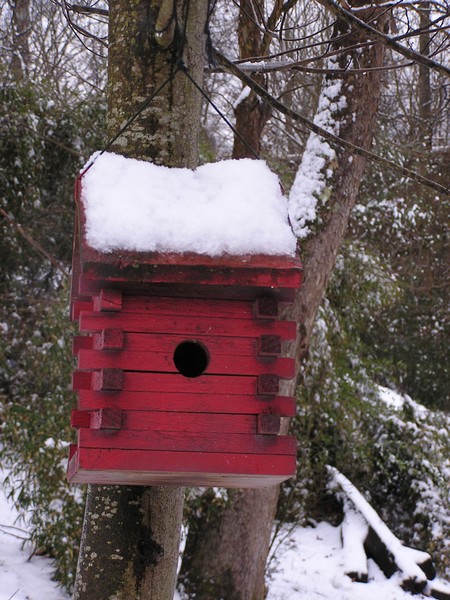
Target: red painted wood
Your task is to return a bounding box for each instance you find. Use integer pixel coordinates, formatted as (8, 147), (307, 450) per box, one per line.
(83, 263), (302, 294)
(68, 447), (296, 482)
(77, 391), (297, 416)
(121, 295), (254, 319)
(75, 331), (289, 359)
(71, 409), (90, 429)
(258, 414), (282, 435)
(72, 370), (92, 390)
(70, 211), (84, 309)
(79, 311), (297, 340)
(68, 443), (77, 461)
(74, 332), (254, 356)
(75, 410), (257, 434)
(258, 335), (282, 356)
(92, 369), (123, 391)
(77, 273), (299, 302)
(79, 236), (302, 271)
(73, 336), (92, 355)
(77, 349), (295, 379)
(68, 451), (295, 487)
(97, 328), (124, 350)
(254, 296), (278, 319)
(78, 429), (297, 455)
(90, 408), (123, 430)
(89, 332), (258, 357)
(71, 300), (93, 321)
(95, 289), (123, 312)
(77, 237), (302, 280)
(75, 371), (257, 394)
(257, 374), (280, 395)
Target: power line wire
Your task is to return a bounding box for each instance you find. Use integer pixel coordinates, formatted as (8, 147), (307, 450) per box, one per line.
(80, 68), (180, 176)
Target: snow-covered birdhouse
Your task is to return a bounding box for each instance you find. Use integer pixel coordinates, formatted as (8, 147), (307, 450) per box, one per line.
(68, 153), (302, 488)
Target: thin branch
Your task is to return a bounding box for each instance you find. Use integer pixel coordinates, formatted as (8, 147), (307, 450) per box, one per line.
(0, 208), (70, 278)
(19, 121), (84, 157)
(55, 0), (108, 53)
(321, 0), (450, 78)
(67, 3), (109, 17)
(0, 525), (30, 541)
(222, 57), (414, 74)
(214, 49), (450, 198)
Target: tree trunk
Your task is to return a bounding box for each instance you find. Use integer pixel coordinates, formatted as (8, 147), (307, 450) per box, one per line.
(291, 6), (389, 361)
(179, 4), (388, 600)
(232, 0), (272, 159)
(418, 1), (432, 151)
(72, 2), (208, 599)
(11, 0), (31, 80)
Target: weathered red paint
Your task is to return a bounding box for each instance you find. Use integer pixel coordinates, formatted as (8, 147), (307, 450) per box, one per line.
(67, 178), (302, 487)
(68, 447), (297, 487)
(76, 391), (296, 416)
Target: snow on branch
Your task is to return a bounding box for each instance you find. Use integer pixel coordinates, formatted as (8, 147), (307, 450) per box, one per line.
(214, 50), (450, 198)
(321, 0), (450, 79)
(288, 70), (345, 238)
(326, 466), (450, 597)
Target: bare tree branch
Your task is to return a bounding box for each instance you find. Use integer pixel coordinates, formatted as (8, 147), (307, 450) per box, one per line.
(320, 0), (450, 78)
(215, 56), (414, 74)
(67, 3), (109, 17)
(214, 49), (450, 197)
(20, 121), (84, 157)
(0, 208), (70, 278)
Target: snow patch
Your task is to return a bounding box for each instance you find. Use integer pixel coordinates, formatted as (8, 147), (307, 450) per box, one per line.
(81, 153), (296, 257)
(233, 86), (251, 109)
(0, 468), (70, 600)
(268, 522), (432, 600)
(288, 69), (346, 238)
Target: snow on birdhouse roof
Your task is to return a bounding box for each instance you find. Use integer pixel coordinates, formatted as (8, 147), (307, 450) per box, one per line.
(80, 152), (297, 257)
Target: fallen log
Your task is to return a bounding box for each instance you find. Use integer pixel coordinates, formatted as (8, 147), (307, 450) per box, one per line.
(327, 466), (436, 593)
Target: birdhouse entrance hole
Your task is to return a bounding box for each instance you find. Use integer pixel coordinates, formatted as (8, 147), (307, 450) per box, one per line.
(173, 340), (209, 378)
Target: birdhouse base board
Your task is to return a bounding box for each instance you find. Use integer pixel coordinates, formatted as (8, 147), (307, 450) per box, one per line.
(68, 447), (296, 488)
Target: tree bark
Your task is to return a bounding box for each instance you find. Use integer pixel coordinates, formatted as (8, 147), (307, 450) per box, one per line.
(11, 0), (31, 80)
(179, 4), (388, 600)
(292, 5), (389, 361)
(232, 0), (272, 159)
(418, 1), (432, 151)
(72, 2), (208, 599)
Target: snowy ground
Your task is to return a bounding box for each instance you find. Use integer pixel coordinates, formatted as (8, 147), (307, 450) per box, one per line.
(268, 523), (434, 600)
(0, 472), (70, 600)
(1, 472), (449, 600)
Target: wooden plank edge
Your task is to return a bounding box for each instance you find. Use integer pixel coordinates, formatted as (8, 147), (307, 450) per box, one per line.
(67, 450), (296, 488)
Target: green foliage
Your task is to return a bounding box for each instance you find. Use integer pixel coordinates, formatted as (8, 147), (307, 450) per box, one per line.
(0, 71), (104, 590)
(278, 243), (450, 576)
(353, 126), (449, 410)
(0, 75), (104, 283)
(0, 283), (85, 589)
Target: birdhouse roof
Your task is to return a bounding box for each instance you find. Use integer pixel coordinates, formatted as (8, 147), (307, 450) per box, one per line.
(79, 153), (297, 258)
(72, 153), (302, 301)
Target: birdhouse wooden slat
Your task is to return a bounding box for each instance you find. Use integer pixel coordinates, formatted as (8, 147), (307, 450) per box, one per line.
(68, 171), (302, 488)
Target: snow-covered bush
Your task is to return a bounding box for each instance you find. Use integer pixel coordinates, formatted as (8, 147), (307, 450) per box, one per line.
(0, 73), (104, 589)
(0, 285), (84, 589)
(279, 242), (450, 577)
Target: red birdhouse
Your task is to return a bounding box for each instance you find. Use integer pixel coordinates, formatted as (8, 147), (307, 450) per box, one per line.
(68, 155), (302, 488)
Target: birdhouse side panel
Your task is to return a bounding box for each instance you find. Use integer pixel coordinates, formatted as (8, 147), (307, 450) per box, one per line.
(69, 290), (298, 487)
(75, 390), (296, 417)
